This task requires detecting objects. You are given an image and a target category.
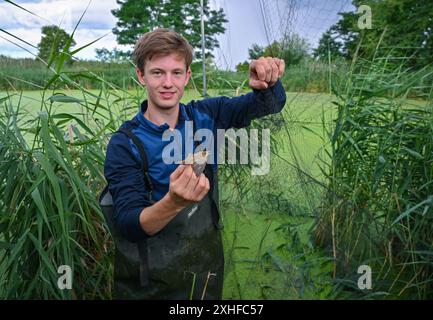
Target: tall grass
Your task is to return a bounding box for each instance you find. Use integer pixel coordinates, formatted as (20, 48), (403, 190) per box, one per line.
(0, 1), (147, 297)
(280, 59), (347, 93)
(314, 55), (433, 299)
(0, 74), (145, 299)
(0, 55), (138, 90)
(0, 98), (107, 298)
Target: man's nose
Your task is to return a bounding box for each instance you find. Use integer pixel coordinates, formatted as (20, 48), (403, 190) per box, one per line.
(162, 74), (173, 87)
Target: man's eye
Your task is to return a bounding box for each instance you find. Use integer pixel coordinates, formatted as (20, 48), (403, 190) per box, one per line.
(153, 71), (162, 76)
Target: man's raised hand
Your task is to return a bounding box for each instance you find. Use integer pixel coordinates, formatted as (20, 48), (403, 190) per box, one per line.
(249, 57), (285, 90)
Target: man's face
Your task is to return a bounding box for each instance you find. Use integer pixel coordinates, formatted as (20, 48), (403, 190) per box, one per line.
(136, 53), (191, 111)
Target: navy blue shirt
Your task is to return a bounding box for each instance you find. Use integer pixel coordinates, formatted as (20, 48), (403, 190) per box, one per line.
(104, 80), (286, 242)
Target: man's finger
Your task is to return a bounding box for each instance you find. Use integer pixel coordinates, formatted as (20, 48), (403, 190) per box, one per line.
(193, 173), (207, 193)
(195, 175), (210, 200)
(252, 62), (266, 81)
(170, 164), (186, 182)
(270, 61), (279, 84)
(183, 167), (200, 196)
(175, 164), (194, 187)
(277, 59), (285, 77)
(264, 62), (272, 83)
(249, 79), (268, 90)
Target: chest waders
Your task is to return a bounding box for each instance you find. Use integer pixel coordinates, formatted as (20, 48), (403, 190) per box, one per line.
(99, 119), (224, 300)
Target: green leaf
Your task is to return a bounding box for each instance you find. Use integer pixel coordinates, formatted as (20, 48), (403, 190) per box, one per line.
(48, 94), (83, 104)
(401, 146), (423, 160)
(27, 232), (58, 278)
(0, 241), (14, 250)
(0, 28), (37, 49)
(3, 0), (47, 22)
(391, 196), (433, 226)
(31, 186), (54, 235)
(70, 33), (110, 56)
(52, 113), (95, 136)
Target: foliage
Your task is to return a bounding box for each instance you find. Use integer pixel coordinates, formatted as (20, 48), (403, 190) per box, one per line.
(0, 0), (145, 299)
(0, 95), (109, 298)
(313, 29), (346, 61)
(0, 55), (341, 94)
(317, 0), (433, 69)
(37, 25), (76, 66)
(0, 56), (137, 90)
(95, 47), (131, 63)
(111, 0), (227, 59)
(235, 61), (249, 73)
(266, 33), (310, 67)
(248, 44), (265, 60)
(314, 55), (433, 299)
(247, 33), (310, 67)
(0, 52), (146, 299)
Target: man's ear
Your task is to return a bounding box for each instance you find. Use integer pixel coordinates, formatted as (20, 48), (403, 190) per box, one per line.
(184, 67), (192, 86)
(136, 68), (146, 86)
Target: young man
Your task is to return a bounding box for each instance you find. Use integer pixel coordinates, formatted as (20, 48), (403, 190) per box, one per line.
(103, 28), (286, 299)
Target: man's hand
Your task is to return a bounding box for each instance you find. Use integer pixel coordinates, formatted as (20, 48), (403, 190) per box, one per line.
(249, 57), (285, 90)
(167, 164), (210, 208)
(139, 164), (210, 236)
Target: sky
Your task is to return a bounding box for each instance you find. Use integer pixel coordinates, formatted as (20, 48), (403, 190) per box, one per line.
(0, 0), (354, 70)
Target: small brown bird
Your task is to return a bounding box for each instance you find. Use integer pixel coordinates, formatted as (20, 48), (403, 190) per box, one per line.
(177, 151), (210, 176)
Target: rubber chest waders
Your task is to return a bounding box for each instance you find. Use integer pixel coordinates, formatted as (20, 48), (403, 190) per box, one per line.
(99, 117), (224, 300)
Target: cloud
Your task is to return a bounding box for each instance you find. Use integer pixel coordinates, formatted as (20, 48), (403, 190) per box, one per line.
(0, 28), (41, 56)
(0, 27), (130, 60)
(0, 0), (119, 30)
(0, 0), (124, 59)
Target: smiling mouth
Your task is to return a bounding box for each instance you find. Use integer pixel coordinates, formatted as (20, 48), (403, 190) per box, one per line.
(160, 92), (175, 99)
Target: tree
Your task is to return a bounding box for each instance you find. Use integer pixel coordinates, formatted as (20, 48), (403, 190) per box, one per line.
(235, 61), (249, 72)
(279, 33), (310, 66)
(111, 0), (227, 59)
(246, 33), (309, 67)
(95, 47), (130, 63)
(263, 33), (309, 67)
(37, 25), (76, 64)
(323, 0), (433, 68)
(248, 44), (264, 60)
(313, 28), (345, 61)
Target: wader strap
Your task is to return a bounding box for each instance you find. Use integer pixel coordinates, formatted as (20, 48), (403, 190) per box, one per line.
(117, 128), (153, 196)
(116, 127), (154, 286)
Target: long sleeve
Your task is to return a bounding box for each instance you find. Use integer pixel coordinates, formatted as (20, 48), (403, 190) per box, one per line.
(104, 132), (152, 242)
(193, 79), (287, 130)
